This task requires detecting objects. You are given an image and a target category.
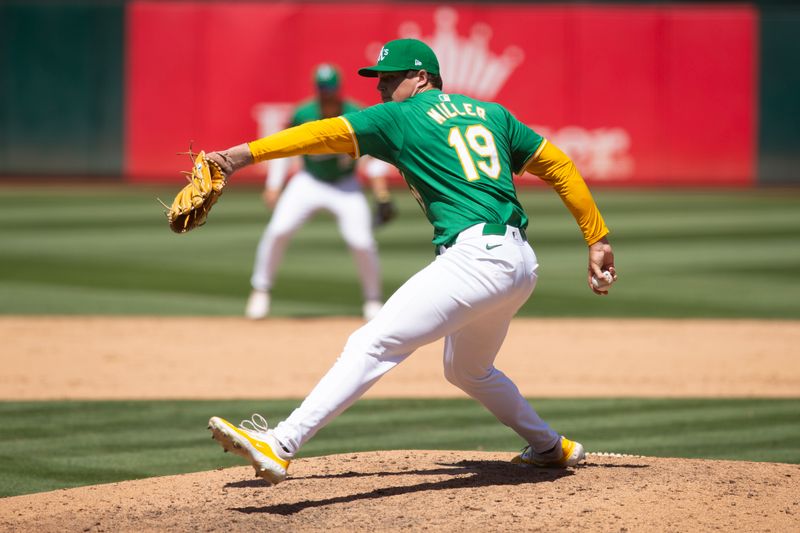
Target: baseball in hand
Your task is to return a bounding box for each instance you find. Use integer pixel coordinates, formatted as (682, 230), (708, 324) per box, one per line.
(591, 270), (615, 290)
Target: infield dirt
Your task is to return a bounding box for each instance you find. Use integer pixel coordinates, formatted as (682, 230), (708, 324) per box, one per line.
(2, 317), (798, 399)
(1, 317), (798, 532)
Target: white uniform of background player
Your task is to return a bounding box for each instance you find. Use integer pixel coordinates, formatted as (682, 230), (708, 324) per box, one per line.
(246, 64), (395, 321)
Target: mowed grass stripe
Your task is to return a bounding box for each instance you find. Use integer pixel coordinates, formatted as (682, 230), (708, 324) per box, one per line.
(1, 186), (799, 318)
(0, 398), (797, 497)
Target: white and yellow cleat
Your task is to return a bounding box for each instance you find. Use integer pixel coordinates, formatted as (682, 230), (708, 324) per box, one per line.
(511, 436), (586, 468)
(208, 414), (291, 485)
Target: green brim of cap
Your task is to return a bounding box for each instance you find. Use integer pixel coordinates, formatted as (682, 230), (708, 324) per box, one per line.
(358, 64), (411, 77)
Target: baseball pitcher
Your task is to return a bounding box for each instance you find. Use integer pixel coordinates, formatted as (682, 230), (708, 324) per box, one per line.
(181, 39), (616, 485)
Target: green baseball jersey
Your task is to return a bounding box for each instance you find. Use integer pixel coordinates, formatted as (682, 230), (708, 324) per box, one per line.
(292, 100), (362, 183)
(343, 89), (543, 245)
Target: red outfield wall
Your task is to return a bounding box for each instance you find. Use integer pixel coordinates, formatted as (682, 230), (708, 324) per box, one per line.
(126, 2), (756, 185)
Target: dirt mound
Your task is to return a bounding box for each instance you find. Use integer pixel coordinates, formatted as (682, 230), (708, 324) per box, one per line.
(3, 317), (798, 530)
(2, 451), (797, 532)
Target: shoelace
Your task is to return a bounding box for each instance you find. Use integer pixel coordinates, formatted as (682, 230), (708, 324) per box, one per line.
(239, 413), (293, 457)
(239, 413), (270, 435)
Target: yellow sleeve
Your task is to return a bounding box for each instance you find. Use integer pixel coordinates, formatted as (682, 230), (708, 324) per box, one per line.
(524, 139), (609, 245)
(248, 117), (358, 163)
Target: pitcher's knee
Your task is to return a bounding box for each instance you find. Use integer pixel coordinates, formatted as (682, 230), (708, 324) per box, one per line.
(443, 364), (463, 388)
(342, 324), (388, 360)
(444, 365), (496, 393)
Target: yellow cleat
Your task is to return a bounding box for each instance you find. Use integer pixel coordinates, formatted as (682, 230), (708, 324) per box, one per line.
(511, 436), (585, 467)
(208, 414), (292, 485)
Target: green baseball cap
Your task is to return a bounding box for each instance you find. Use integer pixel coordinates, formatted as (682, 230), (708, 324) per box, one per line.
(358, 39), (440, 77)
(314, 63), (341, 90)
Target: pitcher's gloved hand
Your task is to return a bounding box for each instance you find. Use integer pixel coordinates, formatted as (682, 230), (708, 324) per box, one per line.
(161, 150), (228, 233)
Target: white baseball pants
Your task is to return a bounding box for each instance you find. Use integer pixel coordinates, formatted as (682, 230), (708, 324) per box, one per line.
(273, 223), (560, 455)
(250, 170), (381, 302)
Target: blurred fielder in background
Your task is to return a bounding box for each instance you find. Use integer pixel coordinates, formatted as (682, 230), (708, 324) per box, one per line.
(204, 39), (616, 485)
(246, 64), (396, 321)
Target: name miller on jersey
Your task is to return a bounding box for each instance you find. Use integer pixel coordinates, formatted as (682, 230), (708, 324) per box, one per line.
(426, 99), (487, 126)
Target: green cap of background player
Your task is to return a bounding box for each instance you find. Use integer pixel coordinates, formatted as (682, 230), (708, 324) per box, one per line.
(358, 38), (440, 77)
(314, 63), (340, 91)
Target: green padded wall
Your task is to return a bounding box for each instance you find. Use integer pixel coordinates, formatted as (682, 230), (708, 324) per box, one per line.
(0, 1), (124, 176)
(759, 7), (800, 184)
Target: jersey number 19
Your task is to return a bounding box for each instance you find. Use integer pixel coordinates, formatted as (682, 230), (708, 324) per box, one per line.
(448, 125), (501, 182)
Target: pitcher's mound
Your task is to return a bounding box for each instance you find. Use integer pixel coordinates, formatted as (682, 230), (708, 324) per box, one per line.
(2, 450), (797, 532)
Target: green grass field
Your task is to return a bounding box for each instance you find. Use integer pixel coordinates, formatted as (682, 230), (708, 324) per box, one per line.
(1, 185), (798, 497)
(1, 185), (798, 318)
(1, 398), (798, 497)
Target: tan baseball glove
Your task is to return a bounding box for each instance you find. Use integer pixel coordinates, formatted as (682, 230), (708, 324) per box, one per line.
(161, 150), (228, 233)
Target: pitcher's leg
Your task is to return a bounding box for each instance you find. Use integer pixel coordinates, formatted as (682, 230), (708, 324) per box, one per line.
(441, 243), (560, 453)
(272, 247), (512, 454)
(272, 324), (410, 454)
(442, 312), (559, 453)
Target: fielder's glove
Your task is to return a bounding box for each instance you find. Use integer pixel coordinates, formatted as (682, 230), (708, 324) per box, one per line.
(161, 150), (228, 233)
(374, 198), (397, 227)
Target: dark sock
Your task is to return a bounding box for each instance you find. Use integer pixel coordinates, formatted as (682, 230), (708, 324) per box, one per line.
(540, 443), (558, 455)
